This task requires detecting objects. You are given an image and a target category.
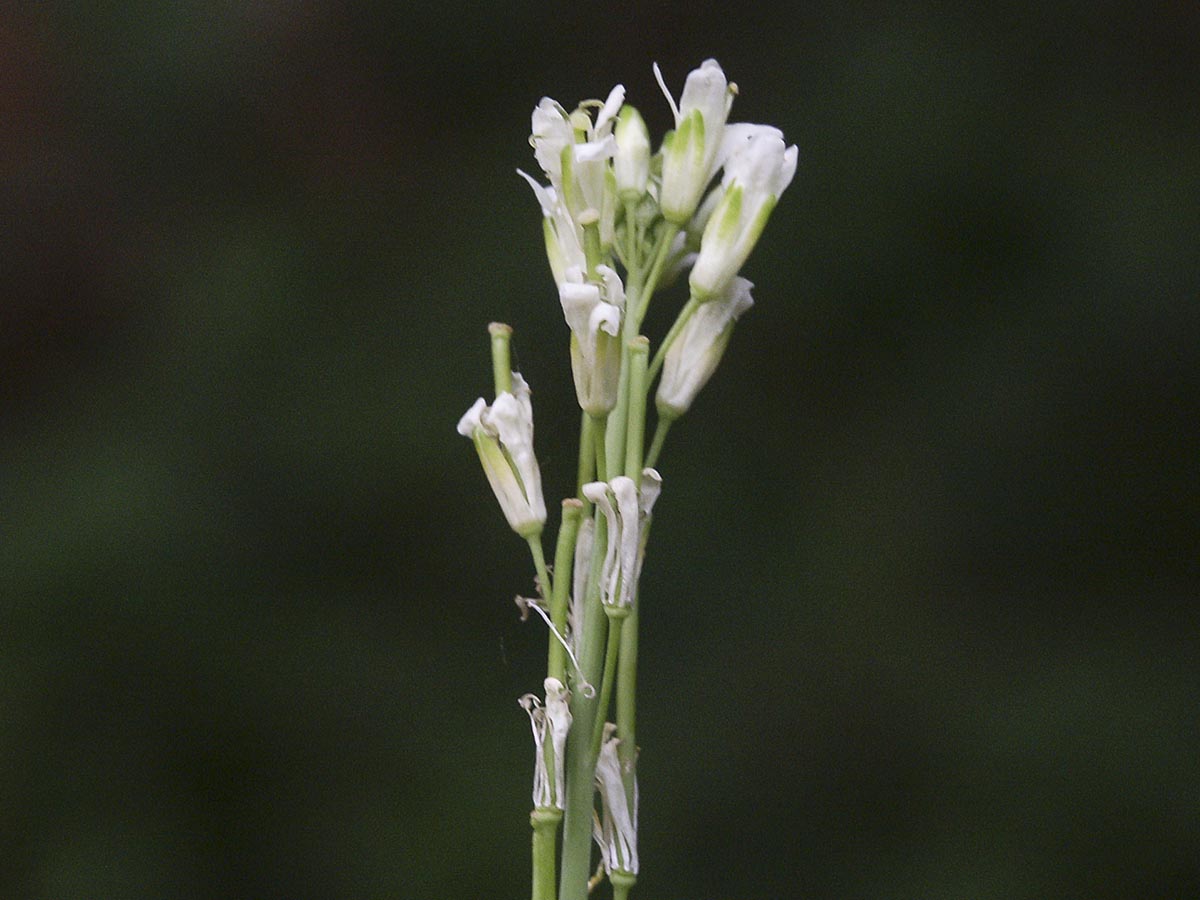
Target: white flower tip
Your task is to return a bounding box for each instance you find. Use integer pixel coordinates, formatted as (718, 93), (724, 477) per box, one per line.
(639, 468), (663, 514)
(582, 481), (609, 504)
(589, 302), (622, 338)
(728, 277), (756, 317)
(610, 476), (638, 507)
(456, 398), (487, 436)
(782, 143), (800, 187)
(597, 84), (626, 132)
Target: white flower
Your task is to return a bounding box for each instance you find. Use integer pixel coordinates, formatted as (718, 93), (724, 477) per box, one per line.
(613, 104), (650, 202)
(581, 470), (662, 610)
(518, 677), (572, 810)
(527, 85), (624, 256)
(457, 373), (547, 536)
(689, 128), (798, 300)
(656, 59), (736, 225)
(559, 265), (625, 415)
(516, 171), (587, 289)
(656, 276), (754, 417)
(592, 723), (638, 875)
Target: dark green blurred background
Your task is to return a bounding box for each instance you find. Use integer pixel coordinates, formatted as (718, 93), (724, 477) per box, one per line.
(3, 2), (1197, 898)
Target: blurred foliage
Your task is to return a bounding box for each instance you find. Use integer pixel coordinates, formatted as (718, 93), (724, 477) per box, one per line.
(2, 1), (1197, 898)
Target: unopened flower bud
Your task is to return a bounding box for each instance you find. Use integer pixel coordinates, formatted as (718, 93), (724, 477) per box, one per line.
(657, 277), (754, 418)
(614, 104), (650, 202)
(656, 59), (736, 225)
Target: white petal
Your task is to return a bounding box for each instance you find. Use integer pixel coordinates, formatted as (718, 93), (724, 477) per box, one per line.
(517, 168), (558, 218)
(584, 482), (621, 608)
(594, 84), (626, 137)
(456, 397), (488, 437)
(611, 476), (641, 608)
(639, 469), (663, 518)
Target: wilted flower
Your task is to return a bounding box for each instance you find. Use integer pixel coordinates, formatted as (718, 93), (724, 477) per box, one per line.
(592, 723), (638, 875)
(581, 470), (662, 610)
(518, 677), (572, 810)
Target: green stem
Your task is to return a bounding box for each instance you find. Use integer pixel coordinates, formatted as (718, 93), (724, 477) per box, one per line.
(558, 508), (609, 900)
(548, 501), (583, 682)
(592, 413), (608, 482)
(531, 808), (563, 900)
(648, 294), (700, 384)
(576, 412), (596, 501)
(623, 199), (639, 271)
(615, 596), (639, 792)
(616, 522), (656, 835)
(623, 338), (649, 482)
(591, 611), (627, 758)
(582, 218), (603, 278)
(645, 417), (672, 470)
(527, 535), (552, 605)
(611, 870), (636, 900)
(489, 322), (513, 396)
(633, 223), (679, 330)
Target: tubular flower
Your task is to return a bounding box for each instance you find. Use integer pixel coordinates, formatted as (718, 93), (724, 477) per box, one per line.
(559, 264), (625, 416)
(656, 59), (736, 225)
(456, 373), (547, 537)
(689, 127), (798, 300)
(657, 276), (755, 418)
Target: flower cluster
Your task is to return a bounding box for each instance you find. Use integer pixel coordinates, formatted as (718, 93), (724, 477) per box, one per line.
(457, 59), (795, 900)
(517, 58), (797, 417)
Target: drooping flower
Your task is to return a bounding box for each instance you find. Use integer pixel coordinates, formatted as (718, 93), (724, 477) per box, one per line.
(581, 470), (662, 610)
(688, 127), (798, 300)
(656, 59), (736, 225)
(518, 677), (572, 810)
(657, 276), (755, 418)
(457, 373), (547, 537)
(559, 264), (625, 416)
(592, 723), (638, 876)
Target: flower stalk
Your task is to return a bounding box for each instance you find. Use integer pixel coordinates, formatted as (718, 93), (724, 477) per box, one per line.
(458, 58), (795, 900)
